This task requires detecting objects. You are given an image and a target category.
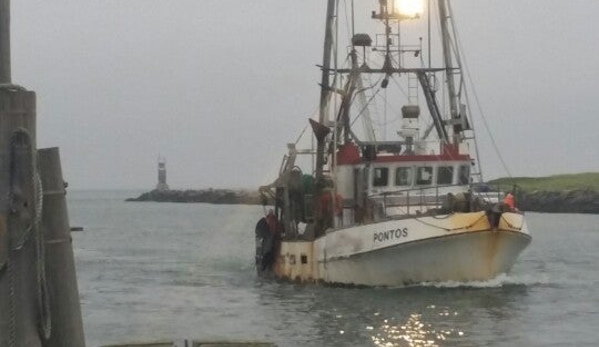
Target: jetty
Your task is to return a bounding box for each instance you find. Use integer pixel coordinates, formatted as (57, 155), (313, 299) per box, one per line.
(126, 188), (266, 205)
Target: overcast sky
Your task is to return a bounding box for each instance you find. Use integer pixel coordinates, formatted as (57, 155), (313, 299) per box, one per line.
(8, 0), (599, 190)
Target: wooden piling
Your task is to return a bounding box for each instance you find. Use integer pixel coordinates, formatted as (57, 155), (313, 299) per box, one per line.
(38, 147), (86, 347)
(0, 86), (40, 346)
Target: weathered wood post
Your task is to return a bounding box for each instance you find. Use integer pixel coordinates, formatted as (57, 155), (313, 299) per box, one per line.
(0, 1), (85, 346)
(0, 2), (41, 343)
(0, 34), (42, 347)
(39, 148), (86, 347)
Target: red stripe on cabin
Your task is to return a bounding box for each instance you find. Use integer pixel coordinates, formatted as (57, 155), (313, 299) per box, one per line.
(336, 143), (470, 165)
(336, 144), (362, 164)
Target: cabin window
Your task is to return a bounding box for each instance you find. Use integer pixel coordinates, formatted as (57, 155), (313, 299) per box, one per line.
(395, 167), (413, 187)
(373, 167), (389, 187)
(437, 166), (454, 185)
(459, 165), (470, 185)
(415, 166), (433, 185)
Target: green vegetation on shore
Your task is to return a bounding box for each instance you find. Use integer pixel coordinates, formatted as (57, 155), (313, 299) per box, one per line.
(487, 172), (599, 192)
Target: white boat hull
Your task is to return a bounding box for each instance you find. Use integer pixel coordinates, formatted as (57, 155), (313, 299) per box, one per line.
(273, 211), (531, 286)
(318, 229), (529, 286)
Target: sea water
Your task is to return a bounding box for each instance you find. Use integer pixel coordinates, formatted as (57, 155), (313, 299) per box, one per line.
(68, 190), (599, 347)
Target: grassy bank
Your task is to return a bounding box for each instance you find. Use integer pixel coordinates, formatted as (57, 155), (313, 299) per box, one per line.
(487, 172), (599, 192)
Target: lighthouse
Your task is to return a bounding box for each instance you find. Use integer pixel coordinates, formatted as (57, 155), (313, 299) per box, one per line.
(156, 157), (169, 191)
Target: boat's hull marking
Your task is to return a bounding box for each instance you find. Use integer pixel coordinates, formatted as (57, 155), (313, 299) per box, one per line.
(273, 212), (531, 286)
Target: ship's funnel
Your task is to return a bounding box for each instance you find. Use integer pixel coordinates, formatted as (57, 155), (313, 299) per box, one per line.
(0, 0), (10, 83)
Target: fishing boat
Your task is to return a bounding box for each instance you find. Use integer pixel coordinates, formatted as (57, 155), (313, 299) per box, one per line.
(254, 0), (531, 286)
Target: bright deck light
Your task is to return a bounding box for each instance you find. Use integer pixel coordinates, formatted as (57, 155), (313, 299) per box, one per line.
(395, 0), (424, 18)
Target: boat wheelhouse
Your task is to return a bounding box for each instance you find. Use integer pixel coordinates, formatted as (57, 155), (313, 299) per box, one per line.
(334, 142), (473, 223)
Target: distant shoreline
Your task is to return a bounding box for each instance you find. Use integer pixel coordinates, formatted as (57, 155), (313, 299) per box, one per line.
(126, 187), (599, 214)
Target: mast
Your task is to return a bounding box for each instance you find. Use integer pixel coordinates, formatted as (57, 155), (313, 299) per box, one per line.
(438, 0), (461, 144)
(314, 0), (336, 182)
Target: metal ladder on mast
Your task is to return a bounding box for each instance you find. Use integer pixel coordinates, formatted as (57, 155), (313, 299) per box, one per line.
(408, 72), (419, 105)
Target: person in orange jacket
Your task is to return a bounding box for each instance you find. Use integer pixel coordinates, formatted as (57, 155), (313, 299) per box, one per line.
(504, 191), (515, 211)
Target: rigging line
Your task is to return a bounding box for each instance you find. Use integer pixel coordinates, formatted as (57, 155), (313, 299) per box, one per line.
(351, 0), (355, 38)
(350, 84), (377, 105)
(342, 0), (352, 45)
(445, 1), (465, 97)
(350, 82), (383, 127)
(428, 0), (432, 69)
(360, 52), (408, 119)
(448, 4), (512, 180)
(418, 37), (427, 68)
(365, 70), (384, 128)
(352, 80), (380, 101)
(295, 102), (320, 144)
(341, 52), (352, 72)
(333, 0), (340, 75)
(444, 1), (482, 179)
(432, 2), (449, 119)
(363, 73), (381, 140)
(355, 80), (376, 142)
(352, 75), (380, 103)
(374, 79), (403, 120)
(332, 0), (341, 188)
(365, 51), (382, 69)
(294, 124), (309, 145)
(390, 73), (410, 99)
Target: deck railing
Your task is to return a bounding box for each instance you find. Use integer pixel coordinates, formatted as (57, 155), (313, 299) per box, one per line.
(367, 183), (519, 219)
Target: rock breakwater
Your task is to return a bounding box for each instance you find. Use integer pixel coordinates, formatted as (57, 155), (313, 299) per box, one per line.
(126, 189), (264, 205)
(518, 189), (599, 214)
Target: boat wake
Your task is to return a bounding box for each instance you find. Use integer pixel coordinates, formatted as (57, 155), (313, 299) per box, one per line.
(412, 273), (551, 289)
